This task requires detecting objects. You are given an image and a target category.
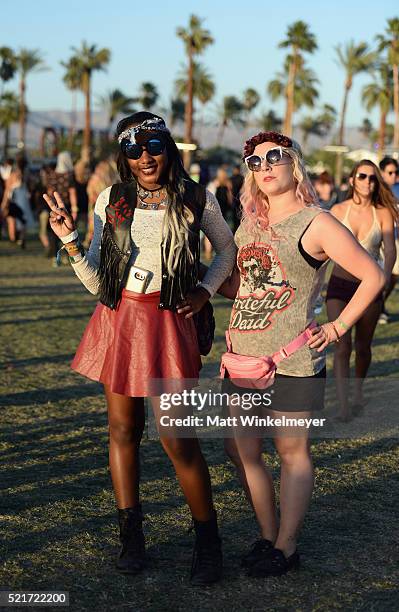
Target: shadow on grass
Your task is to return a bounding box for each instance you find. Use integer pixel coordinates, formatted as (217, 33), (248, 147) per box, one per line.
(0, 382), (102, 407)
(0, 354), (75, 370)
(0, 299), (95, 314)
(0, 285), (87, 297)
(0, 313), (94, 326)
(1, 434), (397, 557)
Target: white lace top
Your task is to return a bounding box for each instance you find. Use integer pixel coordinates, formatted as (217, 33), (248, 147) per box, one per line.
(68, 186), (236, 297)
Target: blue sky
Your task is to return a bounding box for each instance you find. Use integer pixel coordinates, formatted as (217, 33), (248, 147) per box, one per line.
(2, 0), (398, 127)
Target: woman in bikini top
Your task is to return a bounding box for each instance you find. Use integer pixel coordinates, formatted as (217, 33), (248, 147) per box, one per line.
(326, 159), (397, 421)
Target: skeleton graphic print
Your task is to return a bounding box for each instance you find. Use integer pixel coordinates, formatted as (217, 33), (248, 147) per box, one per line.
(230, 242), (296, 333)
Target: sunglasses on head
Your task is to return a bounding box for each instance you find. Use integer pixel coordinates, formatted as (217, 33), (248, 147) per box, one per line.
(244, 146), (291, 172)
(120, 137), (166, 160)
(355, 172), (377, 183)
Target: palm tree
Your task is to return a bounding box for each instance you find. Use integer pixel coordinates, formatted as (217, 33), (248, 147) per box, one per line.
(98, 89), (135, 133)
(176, 61), (215, 129)
(334, 40), (375, 182)
(258, 109), (282, 132)
(362, 63), (393, 155)
(359, 118), (374, 147)
(217, 96), (245, 144)
(268, 61), (319, 129)
(0, 91), (19, 156)
(176, 62), (215, 140)
(376, 18), (399, 147)
(61, 56), (83, 148)
(169, 98), (185, 127)
(0, 47), (17, 95)
(242, 88), (260, 126)
(68, 42), (111, 161)
(175, 62), (215, 104)
(16, 48), (46, 147)
(136, 82), (159, 110)
(299, 104), (336, 151)
(277, 21), (318, 136)
(176, 14), (214, 167)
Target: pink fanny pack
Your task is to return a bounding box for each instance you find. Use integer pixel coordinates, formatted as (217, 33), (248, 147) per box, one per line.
(220, 321), (317, 390)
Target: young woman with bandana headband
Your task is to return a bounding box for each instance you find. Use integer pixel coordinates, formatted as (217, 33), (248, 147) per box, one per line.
(43, 112), (236, 585)
(216, 132), (385, 577)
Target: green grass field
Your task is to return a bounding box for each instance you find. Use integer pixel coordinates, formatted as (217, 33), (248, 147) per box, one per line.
(1, 236), (398, 611)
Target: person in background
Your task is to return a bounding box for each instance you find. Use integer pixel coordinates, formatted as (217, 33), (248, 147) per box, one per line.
(314, 171), (339, 210)
(0, 155), (34, 247)
(74, 159), (90, 234)
(43, 151), (78, 264)
(205, 168), (233, 258)
(230, 164), (244, 232)
(189, 162), (201, 183)
(84, 159), (119, 247)
(338, 175), (350, 202)
(378, 157), (399, 323)
(35, 161), (56, 256)
(0, 158), (14, 182)
(326, 160), (397, 421)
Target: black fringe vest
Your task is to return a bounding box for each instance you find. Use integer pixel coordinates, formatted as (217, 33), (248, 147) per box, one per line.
(98, 180), (207, 311)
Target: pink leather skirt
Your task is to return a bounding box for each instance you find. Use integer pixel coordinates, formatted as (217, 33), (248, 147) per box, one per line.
(71, 290), (201, 397)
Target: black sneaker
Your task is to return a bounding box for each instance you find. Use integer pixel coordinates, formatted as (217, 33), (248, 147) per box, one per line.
(116, 506), (146, 575)
(241, 538), (274, 568)
(190, 511), (223, 586)
(248, 548), (300, 577)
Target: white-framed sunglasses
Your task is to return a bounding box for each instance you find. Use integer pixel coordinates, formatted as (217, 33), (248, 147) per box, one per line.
(244, 146), (291, 172)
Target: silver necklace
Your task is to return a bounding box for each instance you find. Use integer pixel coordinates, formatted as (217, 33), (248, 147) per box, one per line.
(138, 194), (168, 210)
(137, 183), (164, 200)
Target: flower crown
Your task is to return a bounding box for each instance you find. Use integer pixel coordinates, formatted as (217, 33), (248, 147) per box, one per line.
(242, 131), (294, 160)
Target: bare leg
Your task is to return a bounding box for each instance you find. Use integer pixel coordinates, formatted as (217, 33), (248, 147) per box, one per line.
(273, 419), (313, 557)
(353, 301), (382, 406)
(151, 398), (214, 521)
(105, 385), (145, 508)
(224, 438), (254, 509)
(7, 216), (16, 242)
(229, 435), (278, 542)
(327, 298), (352, 420)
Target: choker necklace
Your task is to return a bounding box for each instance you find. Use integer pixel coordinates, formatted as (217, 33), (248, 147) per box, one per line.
(137, 182), (166, 200)
(137, 193), (168, 210)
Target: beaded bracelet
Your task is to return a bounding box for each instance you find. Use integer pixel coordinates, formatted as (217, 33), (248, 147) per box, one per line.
(56, 239), (85, 265)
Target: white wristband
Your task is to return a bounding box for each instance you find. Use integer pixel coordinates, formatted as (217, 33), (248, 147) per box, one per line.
(61, 230), (79, 244)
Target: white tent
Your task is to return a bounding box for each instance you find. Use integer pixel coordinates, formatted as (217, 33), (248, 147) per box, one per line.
(345, 149), (378, 163)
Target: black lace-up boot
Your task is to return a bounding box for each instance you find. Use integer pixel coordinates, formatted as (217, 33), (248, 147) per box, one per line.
(116, 505), (146, 574)
(190, 510), (223, 586)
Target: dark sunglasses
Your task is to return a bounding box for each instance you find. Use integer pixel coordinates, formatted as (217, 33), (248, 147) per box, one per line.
(355, 172), (377, 183)
(244, 146), (290, 172)
(120, 137), (166, 160)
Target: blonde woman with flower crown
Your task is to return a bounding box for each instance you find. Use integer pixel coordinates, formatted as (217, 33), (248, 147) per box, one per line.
(217, 131), (385, 577)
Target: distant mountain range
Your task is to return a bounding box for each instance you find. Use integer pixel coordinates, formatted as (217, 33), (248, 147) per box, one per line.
(1, 109), (372, 154)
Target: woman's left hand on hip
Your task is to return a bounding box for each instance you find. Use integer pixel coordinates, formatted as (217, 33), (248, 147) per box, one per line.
(176, 287), (211, 319)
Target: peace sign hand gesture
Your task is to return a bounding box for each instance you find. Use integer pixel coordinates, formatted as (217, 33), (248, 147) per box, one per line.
(43, 191), (76, 239)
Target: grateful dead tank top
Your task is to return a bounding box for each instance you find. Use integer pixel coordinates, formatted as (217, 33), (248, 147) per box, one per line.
(230, 206), (329, 376)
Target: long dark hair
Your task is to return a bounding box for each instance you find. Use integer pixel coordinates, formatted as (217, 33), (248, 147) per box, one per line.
(349, 159), (398, 221)
(115, 111), (197, 275)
